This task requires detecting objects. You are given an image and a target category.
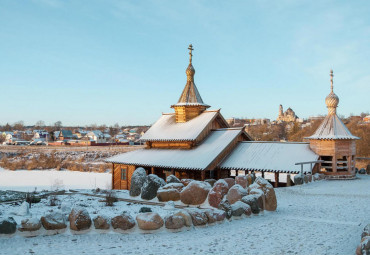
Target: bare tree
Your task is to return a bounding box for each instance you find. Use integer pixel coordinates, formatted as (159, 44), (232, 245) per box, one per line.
(13, 121), (25, 131)
(54, 121), (62, 130)
(35, 120), (45, 129)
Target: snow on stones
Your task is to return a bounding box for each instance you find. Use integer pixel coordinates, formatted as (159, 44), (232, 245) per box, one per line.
(173, 210), (192, 227)
(294, 174), (304, 185)
(251, 177), (277, 211)
(157, 188), (180, 202)
(111, 212), (135, 231)
(186, 208), (208, 226)
(208, 179), (229, 208)
(241, 195), (260, 214)
(235, 176), (248, 189)
(161, 182), (184, 192)
(164, 214), (186, 230)
(130, 167), (147, 197)
(69, 207), (92, 231)
(226, 184), (248, 204)
(136, 212), (164, 231)
(224, 178), (235, 189)
(0, 217), (17, 234)
(218, 198), (232, 219)
(180, 181), (211, 205)
(166, 175), (181, 184)
(41, 212), (67, 230)
(141, 174), (165, 200)
(18, 217), (42, 232)
(231, 201), (252, 217)
(93, 215), (110, 230)
(204, 179), (216, 187)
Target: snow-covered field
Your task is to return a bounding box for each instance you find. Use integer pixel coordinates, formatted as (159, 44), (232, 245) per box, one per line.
(0, 168), (111, 191)
(0, 168), (369, 255)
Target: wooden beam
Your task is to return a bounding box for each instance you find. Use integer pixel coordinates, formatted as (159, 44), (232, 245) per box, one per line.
(201, 171), (206, 181)
(261, 171), (265, 178)
(286, 174), (291, 187)
(151, 167), (155, 175)
(274, 172), (279, 188)
(171, 169), (175, 175)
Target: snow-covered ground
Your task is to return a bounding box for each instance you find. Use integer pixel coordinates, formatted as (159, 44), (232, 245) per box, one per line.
(0, 168), (369, 255)
(0, 168), (111, 192)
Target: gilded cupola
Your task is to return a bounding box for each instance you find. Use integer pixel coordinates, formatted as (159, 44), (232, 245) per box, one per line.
(325, 69), (339, 115)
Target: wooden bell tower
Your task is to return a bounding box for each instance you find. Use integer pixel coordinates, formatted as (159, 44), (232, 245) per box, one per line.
(171, 44), (210, 123)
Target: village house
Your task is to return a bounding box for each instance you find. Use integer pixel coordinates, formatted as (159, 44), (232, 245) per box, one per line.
(106, 46), (359, 190)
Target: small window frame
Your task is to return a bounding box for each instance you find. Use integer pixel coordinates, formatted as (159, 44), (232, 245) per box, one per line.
(121, 168), (127, 181)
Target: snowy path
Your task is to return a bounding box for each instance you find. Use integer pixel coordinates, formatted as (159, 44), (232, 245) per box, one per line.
(1, 176), (370, 254)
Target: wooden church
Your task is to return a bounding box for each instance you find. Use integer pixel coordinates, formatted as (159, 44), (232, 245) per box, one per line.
(106, 45), (252, 190)
(107, 46), (359, 190)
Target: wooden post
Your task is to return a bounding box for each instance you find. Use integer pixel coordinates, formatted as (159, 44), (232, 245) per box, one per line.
(171, 169), (175, 175)
(201, 171), (206, 181)
(151, 167), (155, 174)
(274, 172), (279, 188)
(286, 174), (291, 187)
(261, 171), (265, 178)
(332, 155), (337, 173)
(347, 155), (352, 172)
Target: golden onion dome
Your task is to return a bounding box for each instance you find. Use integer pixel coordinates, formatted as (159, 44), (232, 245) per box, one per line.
(186, 44), (195, 81)
(326, 69), (339, 115)
(325, 91), (339, 108)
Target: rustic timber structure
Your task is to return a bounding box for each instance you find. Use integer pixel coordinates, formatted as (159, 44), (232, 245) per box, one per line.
(306, 70), (359, 179)
(106, 47), (358, 190)
(106, 45), (252, 190)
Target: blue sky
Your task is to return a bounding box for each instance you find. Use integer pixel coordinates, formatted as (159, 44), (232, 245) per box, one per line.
(0, 0), (369, 126)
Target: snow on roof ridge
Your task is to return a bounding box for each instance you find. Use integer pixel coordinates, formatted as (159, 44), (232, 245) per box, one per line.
(241, 141), (310, 144)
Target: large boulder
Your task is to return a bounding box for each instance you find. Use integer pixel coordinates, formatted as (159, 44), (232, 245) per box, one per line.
(303, 175), (309, 183)
(18, 217), (41, 232)
(359, 236), (370, 255)
(0, 217), (17, 234)
(157, 188), (180, 202)
(204, 209), (225, 224)
(141, 174), (165, 200)
(241, 195), (260, 214)
(93, 216), (110, 230)
(294, 174), (304, 185)
(111, 213), (135, 231)
(235, 176), (248, 189)
(180, 181), (211, 205)
(69, 207), (92, 231)
(218, 198), (232, 219)
(362, 224), (370, 239)
(174, 210), (192, 227)
(246, 174), (254, 186)
(161, 183), (184, 192)
(231, 201), (252, 217)
(249, 189), (265, 210)
(41, 212), (67, 230)
(164, 214), (185, 230)
(208, 179), (229, 208)
(205, 179), (217, 187)
(136, 212), (164, 231)
(130, 167), (147, 197)
(166, 175), (181, 184)
(224, 178), (235, 189)
(226, 184), (248, 204)
(307, 174), (313, 182)
(252, 177), (277, 211)
(186, 208), (208, 226)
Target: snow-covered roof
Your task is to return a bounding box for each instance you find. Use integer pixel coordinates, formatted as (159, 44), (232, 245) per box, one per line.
(306, 114), (359, 140)
(220, 141), (319, 174)
(106, 129), (242, 170)
(140, 111), (220, 141)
